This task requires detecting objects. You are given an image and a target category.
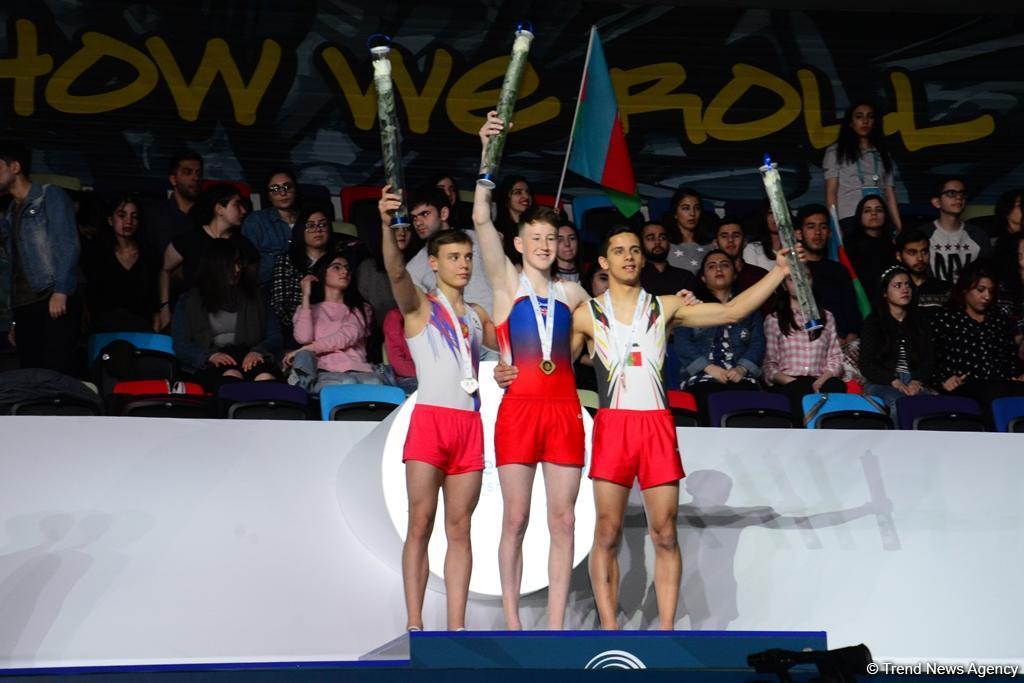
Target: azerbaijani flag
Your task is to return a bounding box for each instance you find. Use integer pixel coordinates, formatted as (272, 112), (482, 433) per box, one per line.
(827, 206), (872, 318)
(567, 28), (641, 217)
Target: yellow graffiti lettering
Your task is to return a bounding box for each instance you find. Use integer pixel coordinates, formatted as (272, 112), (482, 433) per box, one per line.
(446, 56), (560, 136)
(321, 47), (377, 131)
(145, 37), (280, 126)
(885, 71), (994, 152)
(610, 63), (705, 143)
(702, 64), (801, 142)
(43, 32), (156, 115)
(0, 20), (53, 116)
(798, 69), (839, 149)
(388, 49), (453, 134)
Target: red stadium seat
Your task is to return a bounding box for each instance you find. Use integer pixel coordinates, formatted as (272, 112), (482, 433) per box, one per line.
(202, 179), (251, 199)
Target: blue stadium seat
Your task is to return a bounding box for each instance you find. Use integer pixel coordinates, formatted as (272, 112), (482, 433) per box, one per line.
(708, 391), (794, 429)
(801, 393), (889, 430)
(896, 395), (985, 432)
(88, 332), (174, 366)
(319, 384), (406, 421)
(992, 397), (1024, 433)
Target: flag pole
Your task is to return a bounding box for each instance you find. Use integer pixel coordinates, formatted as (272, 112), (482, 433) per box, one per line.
(554, 25), (596, 214)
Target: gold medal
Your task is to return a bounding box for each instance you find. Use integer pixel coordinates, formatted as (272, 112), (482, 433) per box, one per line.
(540, 359), (556, 375)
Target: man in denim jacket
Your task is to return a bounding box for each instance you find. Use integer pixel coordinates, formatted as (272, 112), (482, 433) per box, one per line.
(0, 141), (81, 375)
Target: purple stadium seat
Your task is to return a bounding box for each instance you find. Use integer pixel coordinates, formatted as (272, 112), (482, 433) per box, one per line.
(895, 395), (985, 432)
(707, 391), (795, 429)
(217, 382), (309, 420)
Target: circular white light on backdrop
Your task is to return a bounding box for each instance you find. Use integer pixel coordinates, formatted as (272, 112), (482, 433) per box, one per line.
(381, 360), (595, 597)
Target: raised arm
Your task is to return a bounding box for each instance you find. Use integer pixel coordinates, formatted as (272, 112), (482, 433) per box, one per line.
(473, 111), (519, 293)
(380, 185), (426, 317)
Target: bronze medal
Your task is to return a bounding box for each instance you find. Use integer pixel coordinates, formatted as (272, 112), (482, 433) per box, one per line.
(540, 359), (556, 375)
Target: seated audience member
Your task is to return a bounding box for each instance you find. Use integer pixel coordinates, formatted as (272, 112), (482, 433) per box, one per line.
(995, 233), (1024, 343)
(795, 203), (862, 341)
(858, 266), (936, 419)
(357, 221), (416, 328)
(584, 262), (610, 297)
(742, 201), (780, 272)
(846, 195), (896, 298)
(675, 250), (764, 424)
(157, 183), (256, 330)
(714, 216), (767, 293)
(494, 174), (533, 264)
(640, 220), (699, 295)
(763, 273), (846, 417)
(172, 239), (282, 391)
(920, 177), (991, 285)
(895, 228), (950, 312)
(283, 252), (379, 392)
(144, 151), (203, 256)
(243, 168), (298, 292)
(931, 261), (1024, 408)
(271, 205), (337, 345)
(83, 195), (160, 332)
(554, 221), (582, 283)
(426, 173), (467, 229)
(992, 188), (1022, 253)
(383, 307), (417, 394)
(664, 186), (713, 273)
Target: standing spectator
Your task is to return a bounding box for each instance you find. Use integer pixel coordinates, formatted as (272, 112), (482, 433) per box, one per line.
(920, 177), (991, 285)
(494, 175), (533, 263)
(283, 253), (379, 392)
(639, 220), (699, 296)
(144, 150), (203, 256)
(931, 261), (1024, 410)
(156, 184), (256, 329)
(823, 100), (902, 234)
(845, 195), (897, 298)
(743, 201), (781, 272)
(664, 186), (712, 273)
(83, 195), (160, 333)
(243, 168), (298, 293)
(763, 274), (846, 417)
(714, 216), (767, 293)
(859, 266), (936, 420)
(0, 140), (81, 375)
(991, 188), (1022, 252)
(554, 222), (582, 283)
(895, 228), (950, 312)
(795, 204), (862, 341)
(271, 205), (338, 346)
(171, 239), (282, 391)
(675, 250), (764, 424)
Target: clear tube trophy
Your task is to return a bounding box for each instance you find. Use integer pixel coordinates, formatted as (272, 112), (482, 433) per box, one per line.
(369, 35), (410, 228)
(477, 24), (535, 189)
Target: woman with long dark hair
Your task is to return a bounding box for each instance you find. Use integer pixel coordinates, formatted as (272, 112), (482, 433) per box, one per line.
(824, 100), (902, 234)
(742, 200), (780, 272)
(995, 232), (1024, 344)
(243, 167), (299, 291)
(664, 186), (713, 274)
(845, 194), (897, 297)
(172, 239), (282, 391)
(270, 204), (338, 345)
(553, 221), (582, 282)
(494, 174), (532, 263)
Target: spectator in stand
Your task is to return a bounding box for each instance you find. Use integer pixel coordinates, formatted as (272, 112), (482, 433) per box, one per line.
(714, 216), (767, 294)
(283, 253), (380, 391)
(144, 150), (203, 256)
(895, 228), (950, 313)
(243, 168), (298, 293)
(675, 250), (764, 424)
(932, 261), (1024, 411)
(494, 175), (533, 263)
(83, 195), (160, 332)
(640, 220), (699, 296)
(991, 188), (1022, 252)
(271, 205), (338, 346)
(763, 273), (846, 417)
(664, 187), (712, 274)
(845, 195), (897, 298)
(995, 233), (1024, 345)
(858, 265), (936, 420)
(157, 183), (256, 329)
(795, 203), (862, 341)
(742, 201), (781, 273)
(357, 220), (418, 331)
(920, 177), (991, 285)
(584, 262), (610, 297)
(426, 173), (467, 229)
(823, 100), (902, 235)
(172, 239), (282, 391)
(554, 222), (582, 283)
(383, 308), (417, 394)
(0, 140), (81, 376)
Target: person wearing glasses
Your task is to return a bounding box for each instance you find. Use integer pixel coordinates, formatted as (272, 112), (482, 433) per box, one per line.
(243, 169), (299, 294)
(920, 177), (991, 284)
(271, 205), (339, 347)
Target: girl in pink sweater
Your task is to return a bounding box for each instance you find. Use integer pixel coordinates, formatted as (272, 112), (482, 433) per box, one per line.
(283, 253), (382, 392)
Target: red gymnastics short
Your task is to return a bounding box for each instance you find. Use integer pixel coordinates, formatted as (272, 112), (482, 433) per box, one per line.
(494, 396), (585, 467)
(403, 403), (484, 475)
(589, 408), (684, 490)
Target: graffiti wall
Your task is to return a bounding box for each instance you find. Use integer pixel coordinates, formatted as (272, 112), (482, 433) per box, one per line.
(1, 2), (1021, 205)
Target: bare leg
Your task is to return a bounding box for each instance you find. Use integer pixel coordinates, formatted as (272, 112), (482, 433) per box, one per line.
(642, 483), (681, 630)
(441, 470), (483, 630)
(542, 462), (581, 629)
(403, 461), (444, 630)
(497, 463), (537, 629)
(589, 479), (630, 630)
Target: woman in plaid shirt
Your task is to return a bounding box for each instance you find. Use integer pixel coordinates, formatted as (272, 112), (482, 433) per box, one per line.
(270, 205), (338, 347)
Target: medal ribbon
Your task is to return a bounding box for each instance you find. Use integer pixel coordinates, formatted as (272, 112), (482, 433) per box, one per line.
(520, 273), (559, 367)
